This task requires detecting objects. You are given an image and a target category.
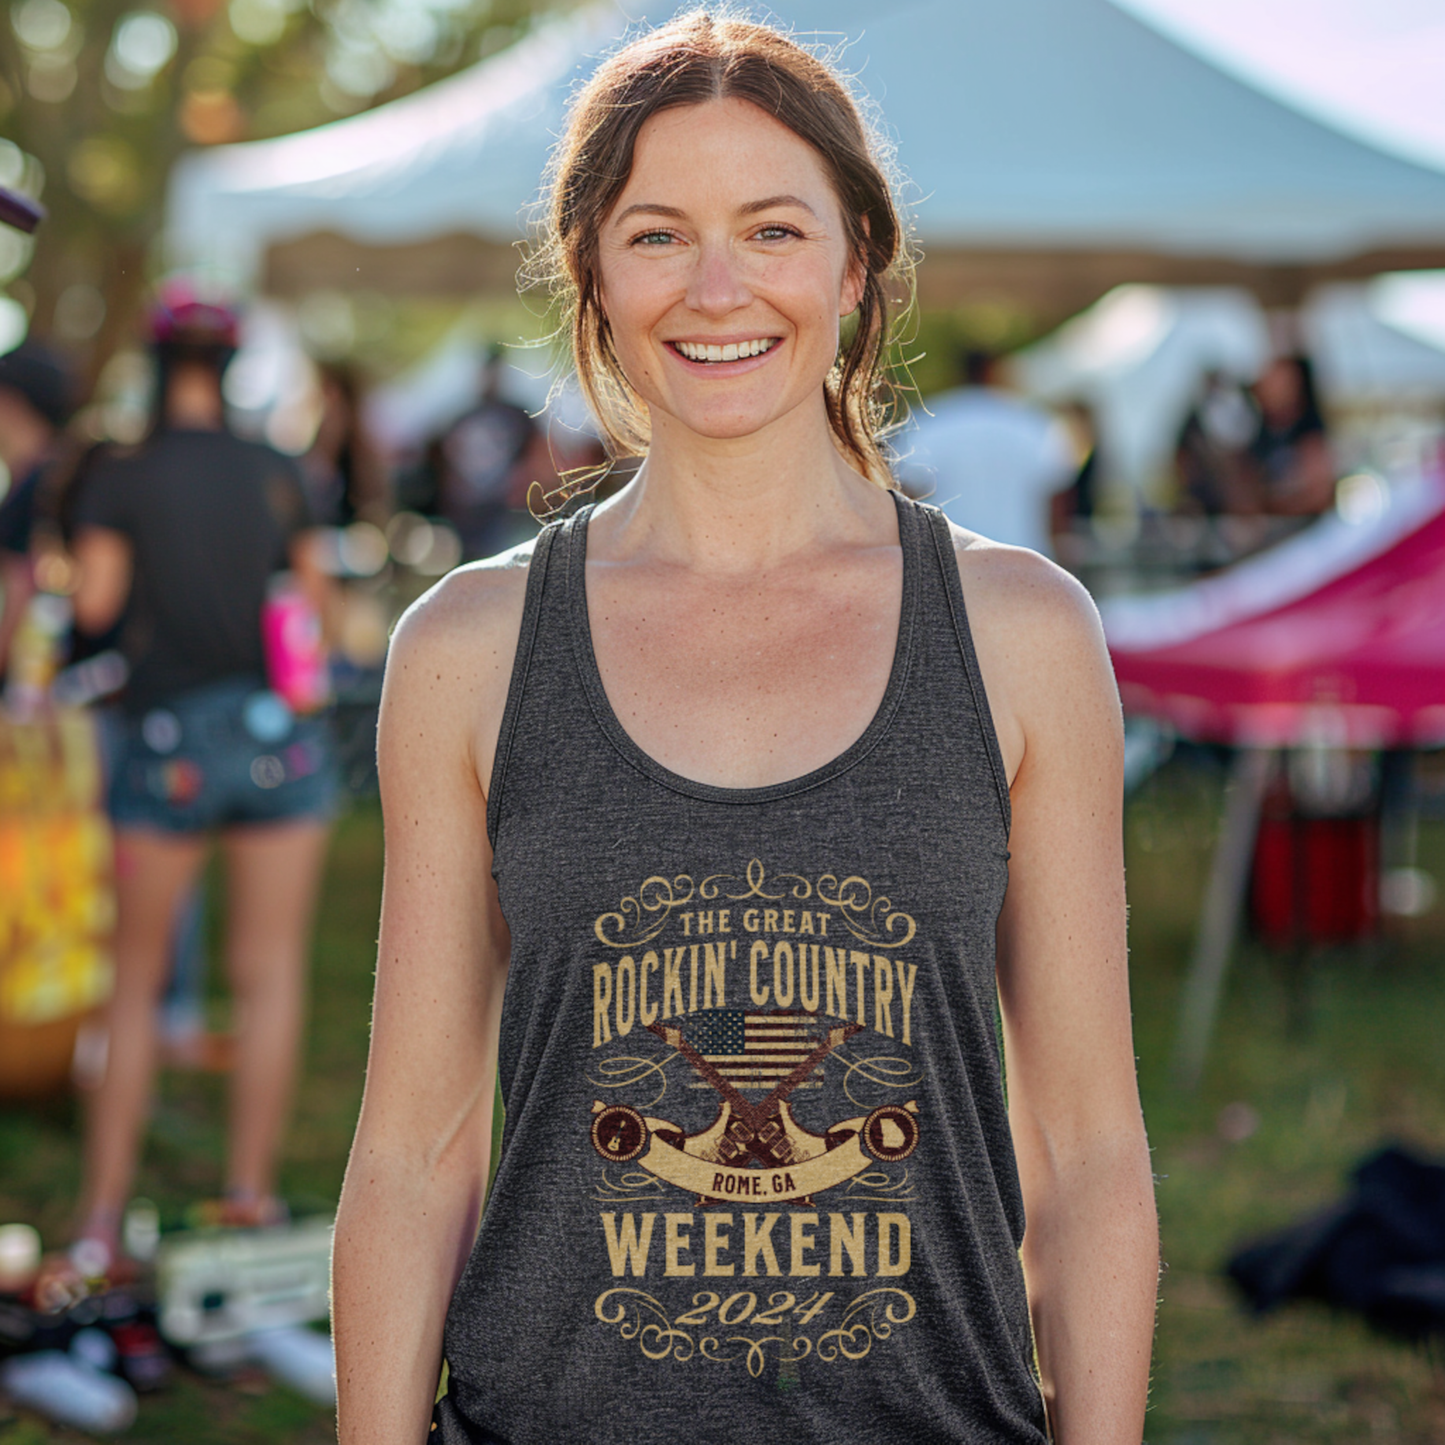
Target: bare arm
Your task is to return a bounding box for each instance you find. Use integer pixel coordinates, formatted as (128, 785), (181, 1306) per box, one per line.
(0, 551), (34, 672)
(70, 526), (133, 636)
(332, 552), (530, 1444)
(964, 538), (1157, 1443)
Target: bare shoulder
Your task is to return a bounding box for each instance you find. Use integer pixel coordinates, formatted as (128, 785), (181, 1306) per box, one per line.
(380, 539), (538, 792)
(940, 519), (1118, 783)
(390, 539), (535, 673)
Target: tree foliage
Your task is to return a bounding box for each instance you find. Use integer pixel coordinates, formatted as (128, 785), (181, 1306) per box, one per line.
(0, 0), (567, 382)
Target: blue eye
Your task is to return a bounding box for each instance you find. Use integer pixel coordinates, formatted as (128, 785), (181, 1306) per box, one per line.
(755, 224), (801, 241)
(632, 230), (677, 246)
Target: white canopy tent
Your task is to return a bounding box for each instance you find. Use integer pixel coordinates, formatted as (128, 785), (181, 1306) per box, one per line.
(165, 0), (1445, 299)
(1007, 280), (1445, 493)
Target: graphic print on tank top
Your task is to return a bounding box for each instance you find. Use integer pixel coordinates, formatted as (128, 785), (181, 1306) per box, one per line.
(585, 856), (925, 1374)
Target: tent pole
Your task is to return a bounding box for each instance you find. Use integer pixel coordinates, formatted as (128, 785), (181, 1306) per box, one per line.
(1172, 747), (1276, 1091)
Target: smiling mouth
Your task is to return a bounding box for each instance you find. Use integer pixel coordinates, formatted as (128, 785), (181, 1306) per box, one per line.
(669, 338), (780, 363)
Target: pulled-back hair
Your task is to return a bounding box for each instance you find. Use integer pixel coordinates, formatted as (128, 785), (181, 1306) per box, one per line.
(529, 10), (913, 492)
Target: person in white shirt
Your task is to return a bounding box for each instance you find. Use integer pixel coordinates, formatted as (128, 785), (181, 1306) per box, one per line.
(894, 350), (1075, 556)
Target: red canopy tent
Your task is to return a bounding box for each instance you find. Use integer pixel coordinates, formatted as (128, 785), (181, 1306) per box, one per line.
(1100, 470), (1445, 1086)
(1104, 473), (1445, 749)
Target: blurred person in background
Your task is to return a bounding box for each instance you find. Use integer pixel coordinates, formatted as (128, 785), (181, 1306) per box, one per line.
(1174, 368), (1259, 515)
(1049, 397), (1102, 560)
(1246, 353), (1335, 517)
(433, 346), (542, 560)
(0, 341), (73, 672)
(47, 288), (338, 1284)
(302, 362), (391, 528)
(896, 347), (1076, 556)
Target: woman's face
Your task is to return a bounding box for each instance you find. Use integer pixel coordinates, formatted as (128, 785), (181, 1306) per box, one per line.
(595, 97), (864, 448)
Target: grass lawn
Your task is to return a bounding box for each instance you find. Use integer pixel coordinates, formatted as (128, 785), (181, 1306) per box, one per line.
(2, 754), (1444, 1442)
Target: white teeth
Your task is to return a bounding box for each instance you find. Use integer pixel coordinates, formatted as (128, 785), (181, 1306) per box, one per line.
(676, 339), (775, 362)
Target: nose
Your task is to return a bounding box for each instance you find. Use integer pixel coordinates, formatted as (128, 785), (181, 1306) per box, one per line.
(685, 240), (752, 317)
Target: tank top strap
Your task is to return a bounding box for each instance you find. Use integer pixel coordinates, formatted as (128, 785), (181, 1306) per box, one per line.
(911, 498), (1013, 839)
(484, 516), (566, 845)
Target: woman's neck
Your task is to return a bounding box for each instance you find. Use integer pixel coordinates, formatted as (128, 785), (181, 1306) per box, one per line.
(599, 405), (887, 572)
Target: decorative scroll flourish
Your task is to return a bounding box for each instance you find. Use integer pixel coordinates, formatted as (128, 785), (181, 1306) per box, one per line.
(700, 1334), (812, 1377)
(591, 1168), (670, 1203)
(816, 874), (917, 949)
(585, 1052), (675, 1108)
(594, 1288), (917, 1370)
(815, 1290), (917, 1363)
(844, 1169), (917, 1205)
(699, 858), (812, 903)
(595, 1290), (696, 1362)
(594, 874), (695, 948)
(836, 1050), (923, 1109)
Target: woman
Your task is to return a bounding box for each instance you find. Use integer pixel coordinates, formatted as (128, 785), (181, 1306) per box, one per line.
(59, 291), (337, 1278)
(1247, 353), (1335, 517)
(334, 15), (1157, 1443)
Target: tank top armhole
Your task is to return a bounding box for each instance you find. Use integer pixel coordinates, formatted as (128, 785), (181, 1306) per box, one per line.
(485, 521), (562, 848)
(922, 503), (1013, 844)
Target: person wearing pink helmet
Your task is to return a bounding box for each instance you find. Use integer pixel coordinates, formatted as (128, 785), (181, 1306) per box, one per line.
(54, 284), (338, 1282)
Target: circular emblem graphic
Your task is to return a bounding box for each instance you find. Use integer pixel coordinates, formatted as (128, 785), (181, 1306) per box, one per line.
(590, 1104), (648, 1162)
(862, 1105), (919, 1162)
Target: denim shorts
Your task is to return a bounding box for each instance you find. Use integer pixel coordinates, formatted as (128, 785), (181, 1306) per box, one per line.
(108, 677), (339, 834)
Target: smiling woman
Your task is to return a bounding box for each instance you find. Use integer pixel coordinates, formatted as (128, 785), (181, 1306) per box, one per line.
(331, 13), (1158, 1445)
(527, 19), (907, 486)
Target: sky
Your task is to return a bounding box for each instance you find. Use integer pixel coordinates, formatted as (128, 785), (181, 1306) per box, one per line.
(1114, 0), (1445, 173)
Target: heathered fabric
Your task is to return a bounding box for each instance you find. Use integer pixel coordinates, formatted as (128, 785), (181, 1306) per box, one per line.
(436, 493), (1049, 1444)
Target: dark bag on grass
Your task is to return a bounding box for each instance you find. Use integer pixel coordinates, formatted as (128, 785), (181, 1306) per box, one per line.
(1226, 1145), (1445, 1340)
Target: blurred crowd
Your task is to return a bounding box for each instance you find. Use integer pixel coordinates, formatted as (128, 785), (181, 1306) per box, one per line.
(893, 344), (1346, 572)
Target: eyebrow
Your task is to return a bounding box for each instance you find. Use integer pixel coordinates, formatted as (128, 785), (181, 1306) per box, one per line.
(611, 194), (820, 226)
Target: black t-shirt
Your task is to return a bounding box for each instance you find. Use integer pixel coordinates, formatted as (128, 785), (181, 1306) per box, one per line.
(0, 460), (44, 557)
(72, 428), (312, 715)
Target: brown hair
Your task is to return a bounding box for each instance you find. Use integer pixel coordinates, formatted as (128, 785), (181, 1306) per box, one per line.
(528, 9), (913, 494)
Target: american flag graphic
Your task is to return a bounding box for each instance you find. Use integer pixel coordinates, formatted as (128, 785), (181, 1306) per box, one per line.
(686, 1011), (823, 1091)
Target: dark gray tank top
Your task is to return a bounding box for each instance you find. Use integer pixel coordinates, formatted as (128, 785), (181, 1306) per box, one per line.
(436, 492), (1048, 1444)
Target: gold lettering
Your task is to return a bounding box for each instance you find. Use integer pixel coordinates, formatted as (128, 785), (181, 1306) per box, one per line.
(851, 952), (870, 1026)
(782, 910), (795, 933)
(799, 944), (820, 1012)
(662, 948), (685, 1020)
(773, 941), (794, 1008)
(689, 944), (700, 1014)
(601, 1212), (654, 1276)
(824, 947), (848, 1020)
(682, 913), (693, 937)
(593, 963), (613, 1048)
(704, 942), (727, 1009)
(829, 1213), (867, 1277)
(895, 960), (917, 1047)
(818, 913), (829, 937)
(743, 908), (760, 933)
(749, 941), (770, 1006)
(698, 911), (714, 935)
(704, 1212), (734, 1277)
(877, 1213), (911, 1277)
(615, 955), (636, 1037)
(763, 908), (780, 933)
(664, 1213), (695, 1277)
(790, 1213), (820, 1278)
(718, 910), (731, 934)
(799, 911), (815, 935)
(742, 1212), (783, 1277)
(640, 950), (659, 1026)
(873, 955), (894, 1038)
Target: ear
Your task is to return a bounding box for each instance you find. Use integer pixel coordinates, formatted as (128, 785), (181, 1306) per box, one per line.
(840, 216), (869, 317)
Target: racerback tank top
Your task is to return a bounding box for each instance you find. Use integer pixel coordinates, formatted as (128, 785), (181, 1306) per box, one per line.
(435, 492), (1049, 1444)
